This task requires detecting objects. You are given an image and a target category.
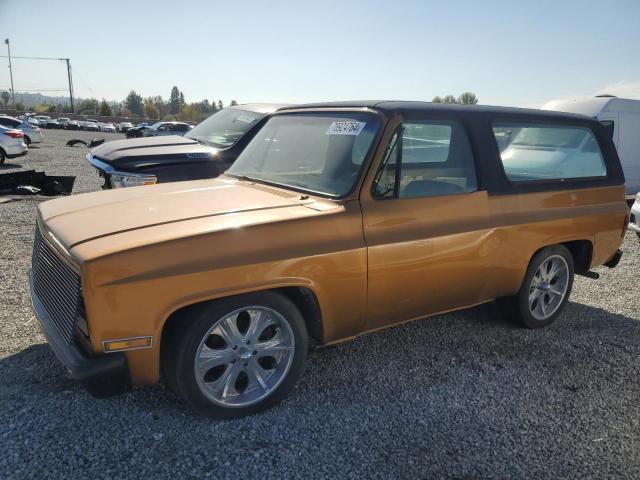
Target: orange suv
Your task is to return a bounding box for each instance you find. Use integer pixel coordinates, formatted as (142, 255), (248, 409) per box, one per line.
(29, 101), (628, 417)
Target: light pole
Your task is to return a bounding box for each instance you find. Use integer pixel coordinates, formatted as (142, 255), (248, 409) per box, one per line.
(4, 39), (15, 108)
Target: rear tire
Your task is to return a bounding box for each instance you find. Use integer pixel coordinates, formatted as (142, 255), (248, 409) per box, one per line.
(163, 291), (308, 418)
(24, 135), (31, 145)
(499, 245), (574, 328)
(0, 148), (5, 164)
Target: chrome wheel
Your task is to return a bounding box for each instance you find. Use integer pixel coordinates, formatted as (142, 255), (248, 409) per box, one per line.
(528, 255), (569, 320)
(194, 306), (295, 408)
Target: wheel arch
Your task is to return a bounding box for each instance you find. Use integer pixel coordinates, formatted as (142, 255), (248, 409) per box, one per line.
(159, 286), (324, 361)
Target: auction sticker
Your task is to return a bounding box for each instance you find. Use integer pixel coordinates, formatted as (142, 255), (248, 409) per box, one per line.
(326, 121), (366, 136)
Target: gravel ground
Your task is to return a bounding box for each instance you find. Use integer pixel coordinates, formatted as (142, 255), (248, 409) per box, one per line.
(1, 129), (639, 479)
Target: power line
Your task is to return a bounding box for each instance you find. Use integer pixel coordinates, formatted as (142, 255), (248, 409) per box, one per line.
(0, 55), (67, 61)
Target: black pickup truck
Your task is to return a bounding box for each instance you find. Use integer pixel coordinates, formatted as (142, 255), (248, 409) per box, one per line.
(87, 104), (287, 188)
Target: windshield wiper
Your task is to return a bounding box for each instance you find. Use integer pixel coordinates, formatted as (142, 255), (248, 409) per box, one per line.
(225, 173), (264, 183)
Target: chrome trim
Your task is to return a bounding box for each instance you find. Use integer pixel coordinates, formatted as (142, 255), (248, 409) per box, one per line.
(87, 153), (155, 179)
(102, 336), (154, 353)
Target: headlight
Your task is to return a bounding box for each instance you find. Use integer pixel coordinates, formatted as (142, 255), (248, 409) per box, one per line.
(109, 172), (157, 188)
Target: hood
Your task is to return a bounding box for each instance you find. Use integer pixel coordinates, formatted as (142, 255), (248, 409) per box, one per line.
(90, 135), (220, 171)
(38, 177), (320, 249)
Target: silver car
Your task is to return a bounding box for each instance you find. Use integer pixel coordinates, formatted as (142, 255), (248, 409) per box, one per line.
(629, 193), (640, 239)
(143, 121), (193, 137)
(0, 115), (44, 145)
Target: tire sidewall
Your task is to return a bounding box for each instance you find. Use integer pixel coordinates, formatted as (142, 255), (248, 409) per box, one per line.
(171, 292), (308, 418)
(517, 245), (574, 328)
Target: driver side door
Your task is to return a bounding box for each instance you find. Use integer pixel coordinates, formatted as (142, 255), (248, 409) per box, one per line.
(360, 118), (494, 331)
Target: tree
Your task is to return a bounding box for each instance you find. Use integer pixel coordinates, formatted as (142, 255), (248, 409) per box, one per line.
(125, 90), (144, 116)
(442, 95), (458, 104)
(458, 92), (478, 105)
(176, 103), (203, 123)
(169, 86), (181, 114)
(15, 101), (24, 111)
(100, 99), (112, 116)
(1, 91), (10, 108)
(144, 99), (160, 119)
(47, 104), (57, 113)
(179, 91), (185, 108)
(217, 100), (224, 111)
(230, 100), (238, 106)
(432, 96), (443, 103)
(77, 98), (99, 114)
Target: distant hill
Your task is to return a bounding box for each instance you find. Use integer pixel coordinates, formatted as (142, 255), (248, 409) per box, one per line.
(4, 91), (118, 108)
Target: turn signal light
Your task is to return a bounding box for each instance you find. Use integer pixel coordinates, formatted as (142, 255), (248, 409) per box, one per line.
(103, 336), (152, 352)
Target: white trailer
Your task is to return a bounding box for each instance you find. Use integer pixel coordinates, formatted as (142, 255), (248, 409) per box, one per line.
(542, 95), (640, 200)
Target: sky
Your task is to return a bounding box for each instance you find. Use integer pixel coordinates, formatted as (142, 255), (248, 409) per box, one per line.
(0, 0), (639, 108)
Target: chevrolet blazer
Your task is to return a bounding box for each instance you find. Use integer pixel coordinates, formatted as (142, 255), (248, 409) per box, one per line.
(29, 101), (628, 418)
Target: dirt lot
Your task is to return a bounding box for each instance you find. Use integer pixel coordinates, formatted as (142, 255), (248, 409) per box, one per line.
(1, 129), (639, 479)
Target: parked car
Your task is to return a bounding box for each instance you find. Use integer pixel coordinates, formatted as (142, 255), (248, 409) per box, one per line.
(45, 119), (60, 129)
(65, 120), (81, 130)
(117, 122), (134, 133)
(35, 115), (51, 127)
(543, 95), (640, 202)
(125, 124), (150, 138)
(629, 193), (640, 239)
(27, 116), (40, 126)
(100, 123), (117, 133)
(142, 121), (193, 137)
(0, 124), (27, 163)
(58, 117), (70, 128)
(88, 104), (285, 188)
(31, 101), (628, 417)
(0, 115), (44, 145)
(84, 121), (100, 132)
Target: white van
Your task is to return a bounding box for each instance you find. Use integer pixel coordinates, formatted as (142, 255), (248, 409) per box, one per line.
(542, 95), (640, 200)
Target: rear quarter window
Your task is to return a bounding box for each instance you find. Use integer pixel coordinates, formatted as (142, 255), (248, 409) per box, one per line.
(492, 123), (607, 182)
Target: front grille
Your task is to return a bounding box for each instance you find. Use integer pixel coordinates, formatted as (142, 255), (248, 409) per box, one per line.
(32, 226), (82, 343)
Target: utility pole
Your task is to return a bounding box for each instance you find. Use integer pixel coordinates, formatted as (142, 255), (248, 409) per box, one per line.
(64, 58), (74, 113)
(4, 39), (15, 108)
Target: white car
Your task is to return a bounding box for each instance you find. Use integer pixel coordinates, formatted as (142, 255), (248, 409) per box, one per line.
(0, 115), (44, 145)
(629, 193), (640, 239)
(35, 115), (51, 127)
(0, 125), (28, 164)
(100, 123), (117, 133)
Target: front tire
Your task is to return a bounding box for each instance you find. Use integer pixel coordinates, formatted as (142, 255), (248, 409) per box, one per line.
(163, 292), (308, 418)
(0, 148), (5, 164)
(499, 245), (574, 328)
(24, 135), (31, 145)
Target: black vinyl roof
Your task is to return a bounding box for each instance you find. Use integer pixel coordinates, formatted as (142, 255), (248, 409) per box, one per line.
(282, 100), (594, 122)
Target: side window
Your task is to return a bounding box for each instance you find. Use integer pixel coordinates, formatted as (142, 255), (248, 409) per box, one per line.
(492, 123), (607, 181)
(373, 120), (477, 199)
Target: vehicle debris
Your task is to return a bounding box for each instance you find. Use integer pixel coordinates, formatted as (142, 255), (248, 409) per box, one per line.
(0, 170), (75, 197)
(66, 138), (106, 148)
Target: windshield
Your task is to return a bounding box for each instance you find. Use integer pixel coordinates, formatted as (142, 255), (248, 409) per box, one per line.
(150, 122), (163, 129)
(186, 108), (265, 148)
(227, 112), (381, 197)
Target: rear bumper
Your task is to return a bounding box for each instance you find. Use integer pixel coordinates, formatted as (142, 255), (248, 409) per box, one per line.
(28, 270), (129, 397)
(5, 143), (27, 157)
(6, 148), (27, 159)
